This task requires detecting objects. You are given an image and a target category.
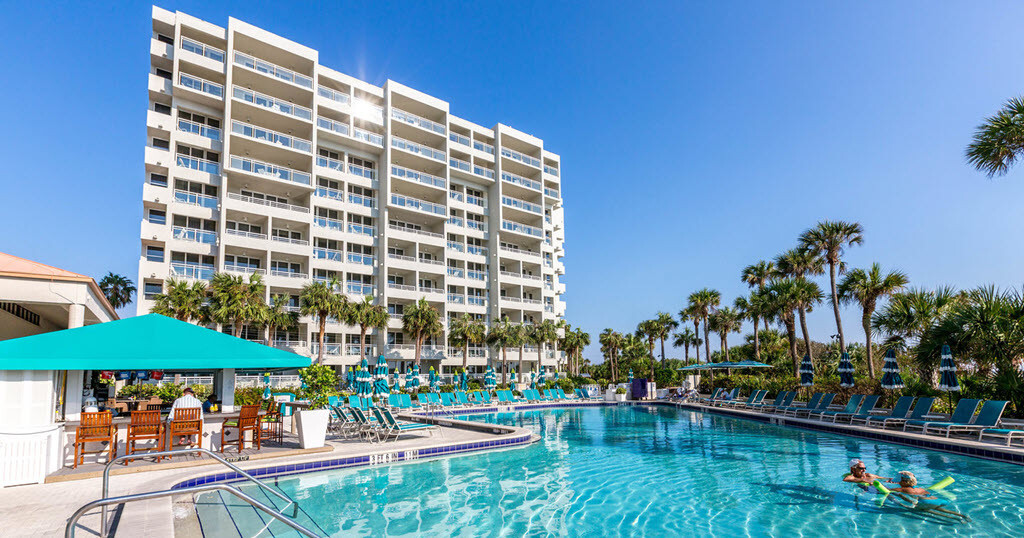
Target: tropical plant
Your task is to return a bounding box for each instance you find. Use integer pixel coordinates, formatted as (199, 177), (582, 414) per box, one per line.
(672, 328), (699, 363)
(873, 286), (960, 384)
(300, 278), (346, 365)
(798, 220), (864, 351)
(687, 288), (721, 364)
(207, 272), (267, 340)
(775, 247), (825, 362)
(563, 328), (591, 376)
(150, 278), (206, 322)
(449, 313), (487, 369)
(599, 328), (624, 382)
(837, 263), (909, 379)
(679, 307), (701, 363)
(348, 296), (389, 363)
(401, 298), (443, 366)
(761, 278), (803, 375)
(530, 321), (558, 376)
(636, 319), (659, 378)
(653, 312), (678, 363)
(508, 322), (528, 379)
(965, 96), (1024, 177)
(741, 260), (776, 331)
(98, 272), (136, 310)
(708, 307), (743, 361)
(264, 294), (299, 345)
(298, 363), (340, 409)
(487, 318), (517, 383)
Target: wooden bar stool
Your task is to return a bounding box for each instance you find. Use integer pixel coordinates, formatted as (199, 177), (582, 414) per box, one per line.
(73, 411), (117, 468)
(168, 407), (203, 451)
(260, 400), (283, 444)
(221, 405), (261, 453)
(125, 410), (165, 463)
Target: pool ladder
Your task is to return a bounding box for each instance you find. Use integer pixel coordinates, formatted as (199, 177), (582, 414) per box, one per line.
(65, 447), (322, 538)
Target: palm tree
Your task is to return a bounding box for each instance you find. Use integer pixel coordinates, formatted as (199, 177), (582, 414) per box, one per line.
(449, 313), (487, 370)
(966, 96), (1024, 177)
(762, 278), (803, 375)
(799, 220), (864, 352)
(791, 278), (823, 362)
(653, 312), (678, 364)
(687, 288), (721, 364)
(636, 320), (659, 379)
(599, 329), (623, 382)
(486, 318), (516, 383)
(509, 322), (527, 380)
(550, 319), (567, 372)
(679, 307), (700, 363)
(775, 247), (825, 362)
(207, 273), (267, 339)
(264, 294), (299, 345)
(836, 264), (909, 379)
(672, 328), (698, 363)
(150, 278), (206, 322)
(348, 296), (390, 363)
(742, 260), (775, 331)
(300, 278), (345, 364)
(401, 298), (443, 367)
(708, 307), (743, 361)
(98, 272), (136, 310)
(530, 321), (558, 375)
(564, 328), (590, 376)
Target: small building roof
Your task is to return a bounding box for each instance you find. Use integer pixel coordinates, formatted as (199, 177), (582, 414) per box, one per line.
(0, 314), (311, 370)
(0, 251), (118, 319)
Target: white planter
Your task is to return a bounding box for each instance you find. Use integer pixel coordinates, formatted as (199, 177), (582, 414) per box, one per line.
(295, 408), (330, 449)
(613, 393), (627, 402)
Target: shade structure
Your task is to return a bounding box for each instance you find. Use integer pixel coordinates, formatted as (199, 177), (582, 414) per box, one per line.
(0, 314), (311, 370)
(799, 354), (814, 386)
(373, 355), (389, 397)
(938, 344), (960, 393)
(880, 349), (904, 390)
(837, 352), (855, 388)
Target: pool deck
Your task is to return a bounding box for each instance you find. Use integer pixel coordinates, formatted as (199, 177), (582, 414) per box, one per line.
(666, 400), (1024, 465)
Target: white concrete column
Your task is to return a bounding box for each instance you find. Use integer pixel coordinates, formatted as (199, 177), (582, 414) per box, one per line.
(219, 368), (236, 412)
(65, 371), (84, 422)
(68, 304), (85, 329)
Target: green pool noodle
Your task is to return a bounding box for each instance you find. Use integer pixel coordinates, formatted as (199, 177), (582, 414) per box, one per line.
(928, 477), (954, 491)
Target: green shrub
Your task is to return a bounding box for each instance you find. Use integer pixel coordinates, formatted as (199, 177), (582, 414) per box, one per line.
(298, 364), (340, 409)
(615, 387), (627, 394)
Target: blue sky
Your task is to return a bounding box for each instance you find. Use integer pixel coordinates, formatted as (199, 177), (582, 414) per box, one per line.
(2, 1), (1024, 363)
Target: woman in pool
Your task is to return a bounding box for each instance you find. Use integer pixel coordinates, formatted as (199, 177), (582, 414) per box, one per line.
(889, 471), (970, 521)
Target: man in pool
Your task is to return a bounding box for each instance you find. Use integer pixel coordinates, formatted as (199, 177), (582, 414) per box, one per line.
(843, 459), (889, 484)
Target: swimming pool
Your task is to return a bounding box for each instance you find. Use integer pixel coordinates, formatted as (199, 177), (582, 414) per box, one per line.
(195, 405), (1024, 536)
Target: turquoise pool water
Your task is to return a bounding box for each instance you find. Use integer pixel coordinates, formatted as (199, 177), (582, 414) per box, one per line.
(203, 406), (1024, 536)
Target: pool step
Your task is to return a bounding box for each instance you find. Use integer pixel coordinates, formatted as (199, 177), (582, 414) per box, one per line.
(191, 482), (326, 537)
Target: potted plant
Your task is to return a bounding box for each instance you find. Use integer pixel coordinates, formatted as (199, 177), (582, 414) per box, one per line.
(613, 387), (627, 402)
(295, 364), (336, 449)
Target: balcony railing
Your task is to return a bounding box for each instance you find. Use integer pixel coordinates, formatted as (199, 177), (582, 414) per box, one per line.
(448, 294), (465, 304)
(314, 186), (344, 202)
(501, 296), (522, 303)
(390, 193), (446, 216)
(176, 154), (220, 175)
(544, 165), (559, 177)
(500, 147), (541, 168)
(449, 191), (464, 202)
(392, 136), (445, 162)
(502, 220), (543, 238)
(345, 344), (374, 356)
(387, 253), (416, 263)
(313, 217), (343, 231)
(474, 166), (495, 179)
(545, 187), (560, 198)
(501, 195), (543, 215)
(317, 116), (350, 137)
(388, 224), (442, 238)
(232, 121), (311, 153)
(352, 127), (383, 146)
(310, 343), (343, 356)
(447, 267), (464, 278)
(544, 305), (554, 313)
(466, 220), (487, 232)
(392, 108), (445, 135)
(450, 157), (471, 173)
(474, 140), (495, 155)
(466, 195), (486, 207)
(391, 164), (446, 189)
(468, 296), (486, 306)
(347, 253), (374, 266)
(316, 155), (346, 173)
(388, 282), (416, 292)
(172, 226), (216, 244)
(419, 257), (443, 266)
(467, 245), (488, 256)
(234, 51), (312, 88)
(318, 86), (350, 106)
(468, 270), (487, 281)
(180, 37), (225, 63)
(501, 172), (542, 192)
(314, 247), (343, 261)
(500, 244), (540, 257)
(179, 73), (223, 98)
(230, 155), (311, 185)
(352, 98), (384, 123)
(225, 228), (267, 240)
(449, 132), (470, 147)
(178, 118), (221, 141)
(349, 192), (375, 208)
(348, 223), (376, 236)
(271, 339), (307, 350)
(170, 263), (214, 280)
(447, 241), (464, 252)
(348, 162), (377, 180)
(174, 190), (218, 209)
(270, 269), (307, 279)
(522, 298), (542, 305)
(226, 192), (308, 213)
(272, 235), (308, 246)
(447, 216), (464, 227)
(420, 286), (444, 295)
(346, 283), (375, 296)
(232, 85), (311, 121)
(224, 264), (265, 275)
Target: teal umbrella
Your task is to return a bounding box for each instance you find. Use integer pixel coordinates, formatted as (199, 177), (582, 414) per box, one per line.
(880, 349), (904, 390)
(536, 368), (545, 387)
(411, 364), (421, 391)
(799, 354), (814, 386)
(461, 369), (468, 391)
(530, 370), (537, 390)
(261, 372), (271, 399)
(484, 366), (496, 390)
(553, 371), (558, 382)
(345, 366), (354, 391)
(938, 344), (960, 411)
(373, 355), (389, 398)
(510, 366), (517, 385)
(429, 366), (440, 392)
(837, 352), (855, 388)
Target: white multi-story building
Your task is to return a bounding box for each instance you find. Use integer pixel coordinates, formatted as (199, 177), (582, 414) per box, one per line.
(137, 7), (567, 376)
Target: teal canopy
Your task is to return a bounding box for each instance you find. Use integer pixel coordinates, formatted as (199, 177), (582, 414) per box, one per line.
(0, 314), (311, 370)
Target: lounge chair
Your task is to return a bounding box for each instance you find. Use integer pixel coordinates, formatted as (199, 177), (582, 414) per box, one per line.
(557, 388), (571, 400)
(479, 391), (493, 405)
(785, 394), (836, 418)
(748, 392), (790, 412)
(810, 394), (863, 421)
(428, 393), (443, 408)
(719, 390), (761, 409)
(904, 399), (980, 433)
(859, 396), (919, 427)
(400, 393), (420, 410)
(775, 393), (822, 415)
(348, 407), (378, 440)
(698, 388), (724, 404)
(923, 400), (1008, 438)
(388, 394), (404, 409)
(348, 395), (365, 410)
(978, 426), (1024, 446)
(439, 392), (461, 409)
(371, 408), (439, 442)
(330, 405), (359, 437)
(831, 394), (881, 424)
(455, 392), (475, 406)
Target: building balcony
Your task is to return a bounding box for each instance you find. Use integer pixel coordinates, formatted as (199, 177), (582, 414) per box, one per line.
(231, 121), (311, 153)
(233, 51), (313, 89)
(391, 108), (446, 135)
(446, 267), (465, 278)
(544, 164), (559, 177)
(448, 294), (465, 304)
(175, 189), (219, 210)
(223, 264), (266, 276)
(501, 220), (543, 238)
(179, 118), (222, 142)
(501, 172), (542, 192)
(178, 73), (224, 100)
(346, 282), (375, 297)
(467, 270), (488, 282)
(500, 147), (541, 168)
(318, 86), (350, 107)
(390, 193), (446, 217)
(180, 37), (225, 63)
(314, 247), (343, 262)
(270, 268), (308, 280)
(391, 164), (446, 190)
(466, 245), (488, 257)
(347, 253), (375, 266)
(229, 155), (311, 186)
(352, 97), (385, 124)
(317, 115), (350, 137)
(176, 154), (220, 175)
(232, 85), (312, 122)
(391, 135), (445, 162)
(225, 192), (309, 214)
(500, 244), (541, 258)
(169, 263), (215, 281)
(501, 195), (543, 215)
(172, 226), (217, 245)
(352, 126), (383, 146)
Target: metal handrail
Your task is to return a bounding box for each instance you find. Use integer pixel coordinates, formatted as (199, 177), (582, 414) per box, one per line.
(100, 447), (300, 536)
(69, 483), (320, 538)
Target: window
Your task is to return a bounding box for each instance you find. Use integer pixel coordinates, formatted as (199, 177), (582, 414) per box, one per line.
(225, 221), (262, 234)
(348, 156), (375, 170)
(387, 332), (404, 345)
(146, 246), (164, 262)
(318, 148), (340, 160)
(225, 255), (261, 269)
(152, 138), (170, 150)
(155, 68), (172, 80)
(178, 110), (220, 129)
(147, 209), (166, 225)
(156, 33), (174, 45)
(318, 177), (340, 190)
(150, 173), (168, 187)
(143, 282), (162, 299)
(272, 229), (302, 241)
(154, 102), (171, 115)
(271, 261), (301, 273)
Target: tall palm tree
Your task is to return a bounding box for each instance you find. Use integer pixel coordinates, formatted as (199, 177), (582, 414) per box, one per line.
(401, 298), (443, 367)
(636, 320), (659, 379)
(762, 278), (803, 375)
(530, 321), (558, 375)
(653, 312), (678, 364)
(207, 273), (267, 339)
(98, 272), (136, 310)
(687, 288), (721, 364)
(486, 318), (516, 383)
(550, 319), (567, 372)
(564, 328), (590, 376)
(264, 294), (299, 345)
(775, 247), (825, 362)
(449, 313), (486, 370)
(708, 307), (743, 361)
(509, 323), (528, 380)
(672, 328), (698, 362)
(599, 328), (623, 382)
(791, 278), (823, 362)
(679, 307), (700, 363)
(838, 264), (909, 379)
(348, 296), (390, 363)
(966, 96), (1024, 177)
(799, 220), (863, 351)
(150, 278), (206, 322)
(742, 260), (775, 331)
(300, 278), (345, 364)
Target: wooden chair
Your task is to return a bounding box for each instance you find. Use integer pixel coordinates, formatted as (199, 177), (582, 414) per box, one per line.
(73, 411), (117, 468)
(220, 405), (261, 453)
(168, 407), (203, 451)
(125, 410), (165, 463)
(260, 400), (283, 444)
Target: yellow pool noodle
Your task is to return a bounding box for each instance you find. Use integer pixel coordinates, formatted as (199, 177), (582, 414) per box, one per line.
(929, 477), (954, 491)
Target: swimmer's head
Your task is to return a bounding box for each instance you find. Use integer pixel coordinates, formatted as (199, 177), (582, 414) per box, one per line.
(897, 471), (917, 487)
(849, 459), (866, 472)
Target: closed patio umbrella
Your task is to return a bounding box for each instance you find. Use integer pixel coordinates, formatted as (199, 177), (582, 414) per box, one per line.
(262, 371), (272, 400)
(461, 369), (468, 391)
(412, 364), (421, 391)
(345, 366), (354, 391)
(799, 354), (814, 387)
(837, 352), (855, 388)
(429, 366), (440, 392)
(373, 355), (389, 398)
(880, 349), (904, 390)
(484, 366), (496, 391)
(510, 366), (517, 386)
(530, 370), (536, 390)
(628, 369), (633, 384)
(938, 344), (960, 411)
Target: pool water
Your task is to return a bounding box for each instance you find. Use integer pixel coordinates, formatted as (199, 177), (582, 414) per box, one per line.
(208, 406), (1024, 536)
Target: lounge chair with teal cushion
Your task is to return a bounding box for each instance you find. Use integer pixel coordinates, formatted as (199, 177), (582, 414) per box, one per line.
(348, 395), (364, 410)
(784, 394), (835, 418)
(904, 399), (980, 433)
(923, 400), (1007, 437)
(775, 393), (822, 415)
(810, 394), (863, 421)
(831, 394), (881, 423)
(698, 388), (723, 404)
(862, 396), (922, 428)
(978, 426), (1024, 446)
(749, 392), (789, 412)
(480, 391), (493, 405)
(371, 407), (439, 442)
(401, 393), (420, 410)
